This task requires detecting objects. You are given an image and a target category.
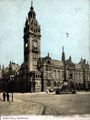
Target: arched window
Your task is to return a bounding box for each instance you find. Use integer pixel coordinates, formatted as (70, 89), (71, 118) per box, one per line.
(54, 82), (56, 86)
(47, 81), (51, 86)
(69, 74), (72, 79)
(58, 82), (60, 86)
(53, 70), (56, 78)
(47, 60), (50, 65)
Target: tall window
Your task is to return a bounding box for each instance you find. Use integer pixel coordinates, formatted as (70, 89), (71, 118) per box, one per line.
(54, 82), (56, 86)
(47, 81), (51, 86)
(62, 71), (64, 78)
(53, 70), (56, 78)
(57, 71), (60, 78)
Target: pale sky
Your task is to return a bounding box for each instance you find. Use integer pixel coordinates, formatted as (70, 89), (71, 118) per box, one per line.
(0, 0), (90, 67)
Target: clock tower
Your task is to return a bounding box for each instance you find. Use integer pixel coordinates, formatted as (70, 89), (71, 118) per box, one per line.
(24, 2), (41, 72)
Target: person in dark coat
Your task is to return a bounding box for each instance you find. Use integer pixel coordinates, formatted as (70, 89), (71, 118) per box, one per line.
(7, 92), (9, 102)
(3, 92), (6, 101)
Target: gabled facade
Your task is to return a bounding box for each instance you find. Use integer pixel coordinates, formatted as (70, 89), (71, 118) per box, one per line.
(18, 2), (90, 92)
(1, 2), (90, 92)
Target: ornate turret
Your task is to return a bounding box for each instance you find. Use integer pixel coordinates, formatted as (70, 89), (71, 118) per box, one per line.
(28, 1), (36, 19)
(2, 65), (4, 69)
(69, 56), (71, 61)
(24, 1), (41, 72)
(48, 53), (49, 57)
(24, 1), (40, 36)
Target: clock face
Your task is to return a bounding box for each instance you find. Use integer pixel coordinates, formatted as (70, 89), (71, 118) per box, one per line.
(33, 41), (37, 48)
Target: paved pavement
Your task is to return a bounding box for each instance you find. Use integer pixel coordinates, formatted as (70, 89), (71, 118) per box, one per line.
(0, 92), (90, 115)
(0, 93), (44, 115)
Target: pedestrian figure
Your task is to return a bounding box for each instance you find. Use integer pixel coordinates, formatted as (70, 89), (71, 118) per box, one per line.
(7, 92), (9, 102)
(3, 92), (6, 101)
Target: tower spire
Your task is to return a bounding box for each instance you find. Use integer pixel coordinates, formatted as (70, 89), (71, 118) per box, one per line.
(30, 0), (34, 11)
(62, 46), (65, 61)
(62, 46), (64, 52)
(48, 53), (49, 57)
(31, 0), (33, 7)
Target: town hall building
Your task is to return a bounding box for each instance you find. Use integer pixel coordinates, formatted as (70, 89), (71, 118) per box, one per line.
(0, 2), (90, 93)
(18, 2), (90, 92)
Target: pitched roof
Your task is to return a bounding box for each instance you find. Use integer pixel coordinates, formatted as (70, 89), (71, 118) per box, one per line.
(51, 59), (63, 67)
(75, 64), (82, 69)
(41, 57), (63, 67)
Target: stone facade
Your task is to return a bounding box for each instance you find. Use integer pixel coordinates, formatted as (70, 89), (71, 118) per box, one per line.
(19, 3), (90, 92)
(1, 2), (90, 92)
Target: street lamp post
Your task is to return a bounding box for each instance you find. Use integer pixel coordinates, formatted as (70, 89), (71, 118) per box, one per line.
(11, 78), (14, 102)
(83, 69), (86, 90)
(10, 75), (14, 102)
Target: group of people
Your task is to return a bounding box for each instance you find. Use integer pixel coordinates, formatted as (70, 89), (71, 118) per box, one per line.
(3, 92), (9, 101)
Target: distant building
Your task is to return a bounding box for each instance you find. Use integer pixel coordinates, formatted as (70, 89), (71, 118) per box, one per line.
(0, 65), (2, 79)
(0, 62), (20, 92)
